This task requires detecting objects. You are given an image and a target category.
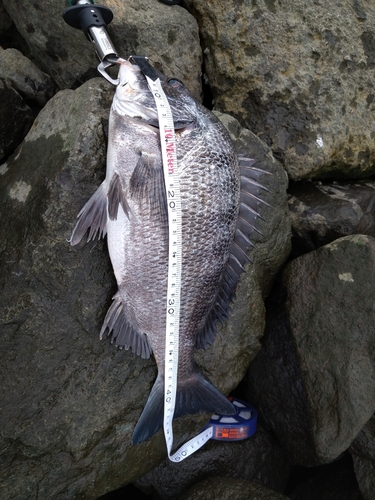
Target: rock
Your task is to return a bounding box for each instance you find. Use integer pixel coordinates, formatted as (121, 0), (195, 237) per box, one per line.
(0, 0), (12, 32)
(0, 47), (56, 105)
(184, 0), (375, 180)
(2, 0), (202, 99)
(350, 413), (375, 500)
(245, 235), (375, 466)
(352, 455), (375, 500)
(0, 81), (290, 498)
(0, 77), (33, 161)
(350, 413), (375, 461)
(136, 424), (291, 499)
(287, 455), (364, 500)
(288, 180), (375, 256)
(178, 477), (290, 500)
(0, 78), (169, 500)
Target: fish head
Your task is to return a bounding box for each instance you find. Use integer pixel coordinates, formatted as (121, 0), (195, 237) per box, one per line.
(112, 58), (198, 130)
(112, 58), (159, 122)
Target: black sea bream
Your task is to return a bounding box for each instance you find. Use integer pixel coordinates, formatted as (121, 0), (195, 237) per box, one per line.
(71, 58), (267, 444)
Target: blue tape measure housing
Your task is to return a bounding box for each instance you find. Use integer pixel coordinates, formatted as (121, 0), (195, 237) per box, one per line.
(203, 398), (258, 441)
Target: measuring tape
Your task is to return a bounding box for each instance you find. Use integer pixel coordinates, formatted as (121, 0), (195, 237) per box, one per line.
(202, 398), (257, 441)
(143, 73), (214, 462)
(129, 57), (211, 461)
(136, 58), (257, 461)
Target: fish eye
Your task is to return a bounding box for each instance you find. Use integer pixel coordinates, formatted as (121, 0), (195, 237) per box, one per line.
(167, 78), (185, 90)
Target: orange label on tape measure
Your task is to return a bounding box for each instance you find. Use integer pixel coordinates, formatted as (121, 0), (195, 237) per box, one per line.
(214, 426), (250, 440)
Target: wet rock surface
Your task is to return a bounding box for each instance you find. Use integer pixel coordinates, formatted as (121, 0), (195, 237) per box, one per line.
(178, 477), (290, 500)
(352, 456), (375, 500)
(287, 455), (364, 500)
(136, 424), (291, 499)
(0, 77), (33, 161)
(246, 235), (375, 466)
(350, 413), (375, 500)
(288, 180), (375, 256)
(0, 47), (56, 105)
(185, 0), (375, 180)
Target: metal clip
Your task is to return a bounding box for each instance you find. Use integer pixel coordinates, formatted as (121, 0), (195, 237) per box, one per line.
(97, 58), (120, 85)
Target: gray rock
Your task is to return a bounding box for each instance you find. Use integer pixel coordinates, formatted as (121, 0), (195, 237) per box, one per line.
(352, 455), (375, 500)
(350, 413), (375, 500)
(350, 413), (375, 462)
(3, 0), (202, 99)
(0, 47), (56, 105)
(246, 235), (375, 466)
(288, 180), (375, 256)
(185, 0), (375, 180)
(0, 80), (290, 498)
(136, 424), (291, 499)
(287, 456), (364, 500)
(0, 77), (33, 160)
(0, 78), (170, 500)
(178, 477), (290, 500)
(0, 0), (12, 32)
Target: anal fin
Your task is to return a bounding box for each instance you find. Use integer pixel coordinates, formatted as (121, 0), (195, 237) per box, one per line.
(100, 292), (152, 359)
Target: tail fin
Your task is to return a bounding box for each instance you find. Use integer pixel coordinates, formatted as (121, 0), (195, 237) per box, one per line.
(132, 368), (235, 444)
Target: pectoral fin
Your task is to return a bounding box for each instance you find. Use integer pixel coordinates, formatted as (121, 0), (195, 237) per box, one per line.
(108, 172), (131, 221)
(70, 182), (108, 245)
(128, 152), (167, 224)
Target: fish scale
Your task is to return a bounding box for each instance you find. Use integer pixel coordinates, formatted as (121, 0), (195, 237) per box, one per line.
(70, 58), (269, 445)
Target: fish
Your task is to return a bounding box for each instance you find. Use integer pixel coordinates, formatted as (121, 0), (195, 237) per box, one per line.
(70, 58), (269, 444)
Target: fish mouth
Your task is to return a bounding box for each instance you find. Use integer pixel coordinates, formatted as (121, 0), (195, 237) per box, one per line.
(112, 58), (159, 123)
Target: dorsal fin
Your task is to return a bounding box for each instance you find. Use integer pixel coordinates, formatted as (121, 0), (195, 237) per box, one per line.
(195, 155), (271, 349)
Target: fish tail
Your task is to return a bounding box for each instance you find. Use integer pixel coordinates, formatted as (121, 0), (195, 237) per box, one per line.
(132, 373), (164, 444)
(132, 367), (235, 444)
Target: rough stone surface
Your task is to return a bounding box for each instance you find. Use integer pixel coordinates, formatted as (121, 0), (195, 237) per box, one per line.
(288, 180), (375, 256)
(350, 413), (375, 500)
(246, 235), (375, 466)
(0, 80), (290, 498)
(0, 78), (173, 500)
(352, 455), (375, 500)
(350, 413), (375, 462)
(0, 47), (56, 105)
(0, 77), (33, 161)
(287, 455), (364, 500)
(2, 0), (203, 99)
(185, 0), (375, 180)
(178, 477), (290, 500)
(136, 424), (291, 499)
(0, 0), (12, 32)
